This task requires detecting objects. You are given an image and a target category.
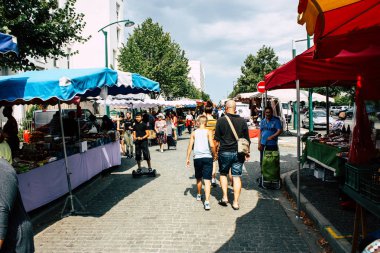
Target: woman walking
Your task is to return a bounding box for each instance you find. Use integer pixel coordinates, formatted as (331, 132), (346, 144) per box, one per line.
(154, 113), (167, 152)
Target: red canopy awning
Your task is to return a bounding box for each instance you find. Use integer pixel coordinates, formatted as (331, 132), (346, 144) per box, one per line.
(298, 0), (380, 59)
(265, 47), (380, 90)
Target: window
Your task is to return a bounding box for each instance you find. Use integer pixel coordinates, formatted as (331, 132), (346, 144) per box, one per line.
(113, 50), (117, 68)
(116, 3), (120, 20)
(117, 28), (120, 45)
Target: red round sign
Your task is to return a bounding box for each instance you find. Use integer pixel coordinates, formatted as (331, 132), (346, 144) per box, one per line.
(257, 81), (266, 93)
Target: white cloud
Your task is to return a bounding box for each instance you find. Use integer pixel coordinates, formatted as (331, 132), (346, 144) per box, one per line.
(127, 0), (309, 102)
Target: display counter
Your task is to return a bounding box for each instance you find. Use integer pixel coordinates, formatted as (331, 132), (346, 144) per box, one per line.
(17, 141), (121, 212)
(303, 139), (347, 176)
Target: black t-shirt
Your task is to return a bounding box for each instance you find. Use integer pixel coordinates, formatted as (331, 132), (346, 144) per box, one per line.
(214, 113), (250, 152)
(123, 118), (134, 133)
(133, 121), (148, 141)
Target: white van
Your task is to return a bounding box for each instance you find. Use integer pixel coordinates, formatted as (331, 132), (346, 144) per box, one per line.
(235, 102), (251, 121)
(281, 102), (292, 123)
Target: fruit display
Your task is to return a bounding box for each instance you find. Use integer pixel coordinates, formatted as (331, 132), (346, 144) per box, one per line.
(11, 130), (118, 174)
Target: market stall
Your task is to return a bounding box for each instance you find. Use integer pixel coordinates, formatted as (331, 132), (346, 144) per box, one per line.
(265, 0), (380, 251)
(0, 68), (160, 213)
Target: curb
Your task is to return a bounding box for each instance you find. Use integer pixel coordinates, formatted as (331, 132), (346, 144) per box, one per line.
(283, 171), (352, 253)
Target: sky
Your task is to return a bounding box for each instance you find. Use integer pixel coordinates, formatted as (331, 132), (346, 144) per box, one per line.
(126, 1), (309, 102)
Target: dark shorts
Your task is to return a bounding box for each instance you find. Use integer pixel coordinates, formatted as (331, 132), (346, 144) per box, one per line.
(135, 140), (150, 161)
(218, 151), (245, 177)
(194, 158), (213, 180)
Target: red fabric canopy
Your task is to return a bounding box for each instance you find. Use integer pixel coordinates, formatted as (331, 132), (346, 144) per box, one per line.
(264, 45), (380, 89)
(313, 0), (380, 59)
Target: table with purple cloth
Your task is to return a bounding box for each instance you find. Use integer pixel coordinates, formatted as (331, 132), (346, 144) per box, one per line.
(17, 141), (121, 212)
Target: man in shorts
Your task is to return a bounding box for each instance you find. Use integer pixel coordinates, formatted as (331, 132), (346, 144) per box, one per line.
(186, 115), (216, 210)
(123, 112), (134, 158)
(133, 113), (152, 172)
(204, 101), (218, 187)
(215, 100), (250, 210)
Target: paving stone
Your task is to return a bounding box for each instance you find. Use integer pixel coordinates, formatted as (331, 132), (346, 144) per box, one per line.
(33, 134), (309, 252)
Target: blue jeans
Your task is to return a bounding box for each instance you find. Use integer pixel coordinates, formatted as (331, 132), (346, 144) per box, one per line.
(218, 151), (244, 177)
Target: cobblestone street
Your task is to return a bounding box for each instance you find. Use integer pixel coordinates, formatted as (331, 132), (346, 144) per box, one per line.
(33, 134), (312, 253)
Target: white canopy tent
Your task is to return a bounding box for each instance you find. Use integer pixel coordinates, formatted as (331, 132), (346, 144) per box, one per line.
(97, 98), (197, 109)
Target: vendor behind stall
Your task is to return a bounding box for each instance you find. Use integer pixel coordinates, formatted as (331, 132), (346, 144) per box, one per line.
(100, 115), (115, 132)
(81, 114), (99, 133)
(2, 106), (20, 155)
(49, 111), (61, 135)
(0, 129), (12, 164)
(63, 110), (78, 137)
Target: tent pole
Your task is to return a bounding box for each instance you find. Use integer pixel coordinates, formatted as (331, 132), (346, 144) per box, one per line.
(59, 101), (86, 217)
(326, 86), (330, 135)
(296, 80), (301, 219)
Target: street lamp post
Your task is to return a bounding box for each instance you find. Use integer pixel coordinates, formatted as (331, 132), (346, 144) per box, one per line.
(98, 19), (135, 68)
(98, 19), (134, 116)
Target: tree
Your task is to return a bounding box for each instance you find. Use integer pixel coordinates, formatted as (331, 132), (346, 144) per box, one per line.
(230, 46), (279, 98)
(118, 18), (200, 98)
(0, 0), (88, 70)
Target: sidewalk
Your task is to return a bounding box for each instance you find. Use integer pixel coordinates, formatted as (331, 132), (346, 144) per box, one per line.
(33, 133), (313, 253)
(284, 166), (380, 253)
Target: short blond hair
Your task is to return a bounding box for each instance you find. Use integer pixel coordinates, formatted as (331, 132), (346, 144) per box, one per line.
(197, 115), (207, 126)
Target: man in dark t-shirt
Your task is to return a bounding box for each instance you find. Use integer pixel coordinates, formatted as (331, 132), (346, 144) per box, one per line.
(133, 113), (152, 172)
(214, 100), (250, 210)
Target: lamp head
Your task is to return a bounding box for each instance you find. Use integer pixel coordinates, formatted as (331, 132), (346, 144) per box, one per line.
(124, 20), (135, 27)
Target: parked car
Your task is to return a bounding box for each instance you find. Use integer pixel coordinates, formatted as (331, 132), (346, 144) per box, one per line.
(329, 106), (342, 115)
(346, 107), (354, 118)
(314, 106), (326, 110)
(302, 110), (334, 129)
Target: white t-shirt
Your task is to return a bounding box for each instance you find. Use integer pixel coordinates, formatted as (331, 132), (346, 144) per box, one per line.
(186, 114), (193, 121)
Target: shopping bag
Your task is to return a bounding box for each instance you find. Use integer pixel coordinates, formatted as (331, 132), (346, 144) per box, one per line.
(262, 150), (280, 182)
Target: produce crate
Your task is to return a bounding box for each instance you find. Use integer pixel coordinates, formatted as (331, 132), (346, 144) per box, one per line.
(345, 163), (380, 203)
(345, 163), (370, 191)
(359, 168), (380, 203)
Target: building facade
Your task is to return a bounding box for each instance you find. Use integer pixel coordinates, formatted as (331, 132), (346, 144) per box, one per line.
(59, 0), (129, 69)
(188, 60), (205, 92)
(0, 0), (130, 123)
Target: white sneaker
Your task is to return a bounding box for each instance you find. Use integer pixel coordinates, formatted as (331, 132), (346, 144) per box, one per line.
(160, 149), (164, 153)
(204, 201), (211, 210)
(196, 194), (202, 201)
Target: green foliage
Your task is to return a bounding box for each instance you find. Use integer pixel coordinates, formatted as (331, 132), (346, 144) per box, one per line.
(0, 0), (88, 70)
(334, 93), (354, 106)
(230, 46), (279, 98)
(118, 18), (203, 99)
(25, 105), (38, 120)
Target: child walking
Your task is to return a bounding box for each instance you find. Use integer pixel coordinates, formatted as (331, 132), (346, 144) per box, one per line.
(186, 115), (216, 210)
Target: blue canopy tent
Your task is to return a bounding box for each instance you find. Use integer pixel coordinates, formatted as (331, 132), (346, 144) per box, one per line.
(0, 68), (159, 216)
(0, 33), (18, 55)
(0, 68), (160, 103)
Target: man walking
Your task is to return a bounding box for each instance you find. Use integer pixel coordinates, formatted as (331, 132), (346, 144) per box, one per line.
(133, 113), (152, 172)
(214, 100), (250, 210)
(186, 116), (216, 210)
(123, 112), (134, 158)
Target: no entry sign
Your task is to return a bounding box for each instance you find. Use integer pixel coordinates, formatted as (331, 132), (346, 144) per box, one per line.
(257, 81), (266, 93)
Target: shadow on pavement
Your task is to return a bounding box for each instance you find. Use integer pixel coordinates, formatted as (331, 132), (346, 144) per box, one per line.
(215, 198), (308, 253)
(31, 156), (156, 234)
(215, 156), (308, 253)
